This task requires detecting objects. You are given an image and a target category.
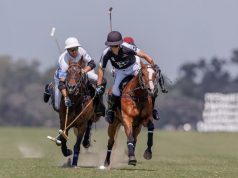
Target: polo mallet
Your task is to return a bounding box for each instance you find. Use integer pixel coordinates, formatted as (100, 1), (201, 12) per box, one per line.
(47, 129), (68, 146)
(61, 106), (69, 140)
(50, 27), (62, 54)
(47, 27), (69, 145)
(47, 135), (61, 145)
(47, 107), (69, 145)
(47, 97), (95, 145)
(108, 7), (113, 32)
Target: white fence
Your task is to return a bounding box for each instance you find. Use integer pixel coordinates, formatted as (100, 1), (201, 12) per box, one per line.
(197, 93), (238, 132)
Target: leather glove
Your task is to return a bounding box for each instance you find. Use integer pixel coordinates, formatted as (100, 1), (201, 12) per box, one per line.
(64, 97), (72, 107)
(95, 85), (104, 96)
(161, 88), (168, 93)
(154, 64), (160, 74)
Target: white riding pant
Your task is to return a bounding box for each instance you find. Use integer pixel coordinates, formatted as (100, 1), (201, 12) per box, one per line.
(112, 61), (140, 96)
(54, 70), (98, 110)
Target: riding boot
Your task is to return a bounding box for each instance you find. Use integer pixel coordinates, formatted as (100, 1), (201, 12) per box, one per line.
(43, 83), (51, 103)
(94, 94), (106, 117)
(159, 74), (168, 93)
(105, 94), (120, 124)
(94, 78), (107, 117)
(152, 91), (160, 121)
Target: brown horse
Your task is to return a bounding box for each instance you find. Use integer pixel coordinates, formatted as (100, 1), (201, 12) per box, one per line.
(104, 63), (158, 167)
(58, 60), (99, 167)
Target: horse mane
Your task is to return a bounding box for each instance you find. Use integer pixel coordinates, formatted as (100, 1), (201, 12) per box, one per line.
(121, 62), (150, 98)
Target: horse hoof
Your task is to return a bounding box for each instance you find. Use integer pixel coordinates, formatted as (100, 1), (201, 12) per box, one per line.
(82, 141), (91, 149)
(63, 149), (72, 157)
(62, 157), (72, 167)
(128, 156), (137, 166)
(143, 149), (152, 160)
(67, 149), (73, 156)
(104, 160), (110, 167)
(71, 165), (78, 169)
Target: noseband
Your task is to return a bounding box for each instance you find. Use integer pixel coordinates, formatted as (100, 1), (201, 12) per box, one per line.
(138, 65), (158, 94)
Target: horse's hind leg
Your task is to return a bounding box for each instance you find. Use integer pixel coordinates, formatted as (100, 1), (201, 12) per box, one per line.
(104, 122), (120, 167)
(82, 119), (92, 149)
(72, 126), (85, 167)
(143, 120), (154, 160)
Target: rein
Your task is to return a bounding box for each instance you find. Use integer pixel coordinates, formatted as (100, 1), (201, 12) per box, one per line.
(62, 95), (96, 133)
(63, 62), (92, 132)
(122, 65), (156, 100)
(66, 63), (88, 95)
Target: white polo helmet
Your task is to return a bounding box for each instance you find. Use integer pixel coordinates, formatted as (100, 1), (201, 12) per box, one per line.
(64, 37), (81, 49)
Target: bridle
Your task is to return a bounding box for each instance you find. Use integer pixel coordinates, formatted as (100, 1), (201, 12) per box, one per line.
(65, 63), (88, 95)
(138, 65), (158, 96)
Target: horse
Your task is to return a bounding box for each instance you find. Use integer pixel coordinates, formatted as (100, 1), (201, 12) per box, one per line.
(104, 63), (158, 167)
(58, 60), (99, 167)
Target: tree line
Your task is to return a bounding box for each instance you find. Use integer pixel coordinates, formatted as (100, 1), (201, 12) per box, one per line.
(0, 49), (238, 129)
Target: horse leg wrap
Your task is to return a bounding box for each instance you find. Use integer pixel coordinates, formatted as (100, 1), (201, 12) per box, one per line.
(104, 145), (113, 167)
(147, 121), (154, 148)
(106, 145), (113, 159)
(72, 139), (81, 166)
(72, 152), (79, 166)
(127, 141), (135, 156)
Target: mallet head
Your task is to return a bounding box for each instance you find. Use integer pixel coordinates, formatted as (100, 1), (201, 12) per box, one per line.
(50, 27), (56, 37)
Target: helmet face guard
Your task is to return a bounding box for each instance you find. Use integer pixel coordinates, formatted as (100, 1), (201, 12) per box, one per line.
(105, 31), (123, 46)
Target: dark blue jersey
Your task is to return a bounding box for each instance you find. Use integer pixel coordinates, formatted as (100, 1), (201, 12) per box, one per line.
(100, 42), (140, 69)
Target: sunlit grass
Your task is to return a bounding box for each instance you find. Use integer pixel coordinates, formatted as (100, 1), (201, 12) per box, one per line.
(0, 127), (238, 178)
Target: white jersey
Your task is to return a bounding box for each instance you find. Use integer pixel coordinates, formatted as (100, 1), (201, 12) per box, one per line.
(55, 47), (97, 80)
(53, 47), (98, 110)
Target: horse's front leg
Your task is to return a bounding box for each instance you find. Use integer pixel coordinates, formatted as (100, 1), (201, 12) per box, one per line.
(60, 130), (72, 157)
(143, 120), (154, 160)
(104, 121), (120, 167)
(123, 115), (137, 166)
(72, 125), (86, 167)
(59, 108), (72, 157)
(132, 124), (142, 152)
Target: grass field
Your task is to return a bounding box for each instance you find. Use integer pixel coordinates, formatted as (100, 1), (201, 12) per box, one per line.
(0, 127), (238, 178)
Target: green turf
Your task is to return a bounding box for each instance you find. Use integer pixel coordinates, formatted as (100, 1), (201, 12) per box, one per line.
(0, 127), (237, 178)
